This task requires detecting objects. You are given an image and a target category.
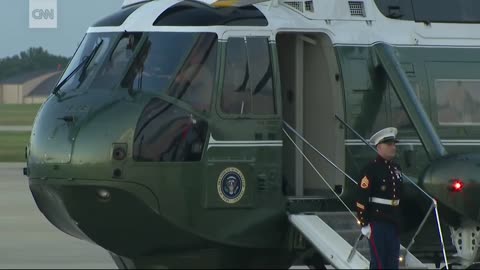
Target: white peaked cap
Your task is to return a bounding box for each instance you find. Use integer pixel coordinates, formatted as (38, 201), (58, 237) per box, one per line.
(369, 127), (399, 145)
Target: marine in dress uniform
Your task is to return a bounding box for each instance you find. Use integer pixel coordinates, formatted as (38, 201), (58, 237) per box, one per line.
(356, 127), (403, 269)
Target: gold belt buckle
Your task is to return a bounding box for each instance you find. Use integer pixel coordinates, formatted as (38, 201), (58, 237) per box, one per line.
(392, 200), (399, 206)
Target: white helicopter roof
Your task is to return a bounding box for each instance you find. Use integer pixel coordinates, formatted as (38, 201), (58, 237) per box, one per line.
(105, 0), (480, 47)
(122, 0), (150, 8)
(122, 0), (259, 8)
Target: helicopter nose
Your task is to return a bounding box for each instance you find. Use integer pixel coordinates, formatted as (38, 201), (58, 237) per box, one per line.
(421, 154), (480, 223)
(27, 89), (141, 176)
(29, 116), (75, 165)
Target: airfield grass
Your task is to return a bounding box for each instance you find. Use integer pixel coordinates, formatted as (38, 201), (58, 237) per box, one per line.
(0, 104), (41, 126)
(0, 132), (29, 162)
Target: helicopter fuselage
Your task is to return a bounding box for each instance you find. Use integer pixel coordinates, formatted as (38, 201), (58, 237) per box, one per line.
(25, 0), (480, 268)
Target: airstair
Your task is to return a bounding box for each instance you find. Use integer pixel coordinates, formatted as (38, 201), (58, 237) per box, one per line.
(283, 120), (450, 269)
(288, 211), (427, 269)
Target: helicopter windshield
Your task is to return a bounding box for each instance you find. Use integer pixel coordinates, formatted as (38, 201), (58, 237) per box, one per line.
(121, 32), (218, 113)
(55, 31), (217, 113)
(55, 32), (116, 92)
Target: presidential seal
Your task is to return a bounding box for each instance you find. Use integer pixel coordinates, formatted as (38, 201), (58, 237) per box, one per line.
(217, 167), (246, 204)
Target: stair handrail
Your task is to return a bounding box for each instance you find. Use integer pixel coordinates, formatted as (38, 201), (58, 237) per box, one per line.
(282, 123), (359, 224)
(334, 114), (449, 269)
(283, 121), (358, 185)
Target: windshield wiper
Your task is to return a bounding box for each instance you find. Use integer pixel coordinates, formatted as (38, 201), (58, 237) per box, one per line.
(53, 39), (104, 96)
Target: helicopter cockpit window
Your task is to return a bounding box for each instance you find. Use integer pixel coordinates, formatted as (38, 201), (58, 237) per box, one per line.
(133, 98), (208, 162)
(221, 37), (275, 115)
(221, 38), (249, 114)
(90, 32), (142, 89)
(121, 32), (217, 113)
(55, 32), (115, 92)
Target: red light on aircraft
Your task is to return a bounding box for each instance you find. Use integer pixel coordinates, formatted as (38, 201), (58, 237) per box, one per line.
(450, 179), (464, 192)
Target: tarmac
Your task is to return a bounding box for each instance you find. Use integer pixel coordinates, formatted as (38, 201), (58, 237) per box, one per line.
(0, 163), (115, 269)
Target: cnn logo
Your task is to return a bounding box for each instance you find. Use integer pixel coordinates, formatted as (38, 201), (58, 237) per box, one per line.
(29, 0), (57, 28)
(32, 9), (55, 20)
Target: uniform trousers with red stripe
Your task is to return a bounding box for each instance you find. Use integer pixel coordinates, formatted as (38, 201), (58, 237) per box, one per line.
(368, 221), (400, 269)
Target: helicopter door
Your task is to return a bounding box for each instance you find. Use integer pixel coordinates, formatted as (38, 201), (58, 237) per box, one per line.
(203, 31), (283, 208)
(277, 32), (345, 197)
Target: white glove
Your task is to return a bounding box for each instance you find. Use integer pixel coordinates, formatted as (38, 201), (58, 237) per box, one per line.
(361, 225), (371, 239)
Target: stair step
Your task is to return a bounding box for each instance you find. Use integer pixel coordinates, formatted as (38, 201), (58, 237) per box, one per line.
(289, 214), (370, 269)
(336, 230), (370, 249)
(350, 246), (430, 269)
(291, 212), (429, 269)
(314, 212), (359, 231)
(353, 248), (429, 269)
(287, 199), (347, 214)
(313, 211), (353, 218)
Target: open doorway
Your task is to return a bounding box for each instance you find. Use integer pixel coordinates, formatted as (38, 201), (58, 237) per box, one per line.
(277, 32), (345, 197)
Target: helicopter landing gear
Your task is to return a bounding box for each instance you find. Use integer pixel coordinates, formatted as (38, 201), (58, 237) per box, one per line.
(449, 219), (480, 268)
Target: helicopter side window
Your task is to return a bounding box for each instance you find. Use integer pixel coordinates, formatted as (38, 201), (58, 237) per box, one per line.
(221, 37), (275, 115)
(91, 32), (142, 89)
(435, 80), (480, 126)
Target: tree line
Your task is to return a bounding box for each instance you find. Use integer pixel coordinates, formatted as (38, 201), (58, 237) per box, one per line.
(0, 47), (69, 81)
